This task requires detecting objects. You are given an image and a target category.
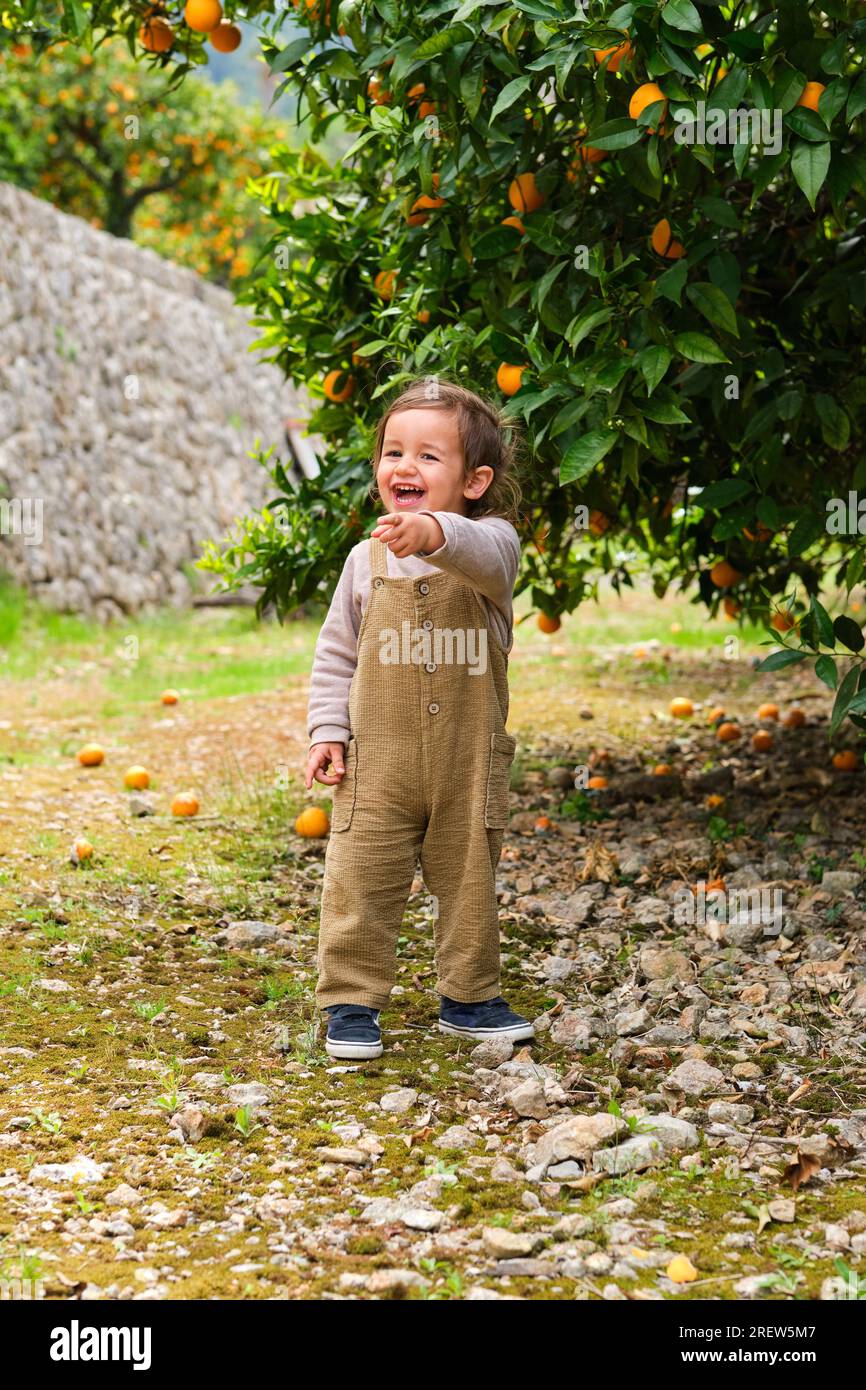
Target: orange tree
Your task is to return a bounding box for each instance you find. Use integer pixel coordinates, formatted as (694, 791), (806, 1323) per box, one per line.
(0, 35), (287, 283)
(4, 1), (866, 727)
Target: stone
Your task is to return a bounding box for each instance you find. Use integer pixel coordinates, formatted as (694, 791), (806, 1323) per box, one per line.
(549, 1013), (592, 1051)
(170, 1106), (209, 1143)
(767, 1199), (795, 1222)
(663, 1059), (726, 1097)
(433, 1125), (478, 1151)
(505, 1078), (549, 1120)
(31, 1155), (106, 1184)
(524, 1113), (623, 1173)
(225, 1083), (271, 1111)
(820, 871), (860, 895)
(105, 1183), (141, 1207)
(732, 1062), (763, 1080)
(315, 1147), (369, 1167)
(379, 1087), (417, 1114)
(470, 1037), (513, 1068)
(360, 1197), (442, 1232)
(214, 921), (286, 949)
(547, 1161), (583, 1180)
(366, 1269), (428, 1293)
(481, 1227), (540, 1259)
(36, 978), (72, 993)
(128, 794), (156, 817)
(824, 1223), (850, 1251)
(639, 947), (693, 983)
(615, 1006), (652, 1036)
(638, 1114), (701, 1151)
(707, 1101), (754, 1126)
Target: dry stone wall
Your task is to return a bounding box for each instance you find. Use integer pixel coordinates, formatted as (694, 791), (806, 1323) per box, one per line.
(0, 181), (302, 620)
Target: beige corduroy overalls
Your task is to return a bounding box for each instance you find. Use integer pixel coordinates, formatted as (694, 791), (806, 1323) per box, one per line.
(316, 536), (516, 1011)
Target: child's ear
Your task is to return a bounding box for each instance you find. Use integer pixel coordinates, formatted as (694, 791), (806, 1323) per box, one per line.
(464, 466), (494, 499)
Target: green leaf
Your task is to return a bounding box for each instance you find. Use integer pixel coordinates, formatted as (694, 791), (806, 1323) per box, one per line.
(814, 393), (850, 450)
(830, 664), (861, 738)
(637, 346), (673, 397)
(560, 430), (619, 485)
(673, 332), (730, 364)
(584, 118), (643, 152)
(833, 616), (865, 654)
(565, 306), (614, 349)
(414, 28), (471, 60)
(472, 225), (522, 260)
(490, 76), (532, 121)
(639, 397), (690, 425)
(756, 649), (808, 672)
(661, 0), (702, 32)
(785, 107), (830, 141)
(809, 595), (836, 648)
(787, 513), (825, 557)
(655, 259), (688, 305)
(270, 36), (314, 74)
(847, 73), (866, 124)
(791, 140), (830, 207)
(535, 260), (567, 313)
(686, 282), (739, 337)
(698, 478), (752, 509)
(815, 654), (838, 690)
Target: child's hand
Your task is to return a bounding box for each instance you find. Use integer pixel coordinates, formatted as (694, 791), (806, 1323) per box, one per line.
(306, 742), (345, 789)
(370, 512), (444, 558)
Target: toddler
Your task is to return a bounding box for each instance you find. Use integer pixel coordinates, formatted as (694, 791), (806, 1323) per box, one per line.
(305, 379), (534, 1059)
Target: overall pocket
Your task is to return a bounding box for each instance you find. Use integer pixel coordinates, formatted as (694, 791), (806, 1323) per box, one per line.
(484, 731), (517, 829)
(330, 736), (358, 832)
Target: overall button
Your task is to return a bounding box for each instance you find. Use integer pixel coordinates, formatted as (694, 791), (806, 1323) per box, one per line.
(418, 582), (430, 595)
(428, 702), (440, 715)
(425, 662), (437, 673)
(373, 577), (385, 588)
(421, 619), (433, 631)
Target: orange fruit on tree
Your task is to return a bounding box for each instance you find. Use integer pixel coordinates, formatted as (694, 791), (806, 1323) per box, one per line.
(184, 0), (222, 33)
(743, 523), (773, 542)
(629, 82), (667, 131)
(832, 750), (858, 772)
(670, 697), (694, 718)
(323, 370), (355, 403)
(161, 689), (179, 705)
(417, 100), (437, 119)
(651, 218), (685, 259)
(78, 744), (105, 767)
(508, 172), (545, 214)
(537, 612), (561, 634)
(139, 16), (174, 52)
(367, 76), (391, 105)
(407, 192), (445, 226)
(588, 510), (611, 536)
(797, 81), (825, 113)
(416, 308), (431, 324)
(374, 268), (396, 300)
(757, 702), (779, 721)
(717, 721), (741, 742)
(171, 791), (200, 817)
(710, 559), (741, 587)
(783, 707), (806, 728)
(295, 806), (331, 837)
(497, 363), (525, 396)
(593, 41), (633, 73)
(770, 609), (797, 633)
(124, 766), (151, 790)
(577, 141), (607, 165)
(723, 597), (740, 618)
(752, 729), (773, 752)
(407, 82), (426, 102)
(501, 215), (526, 235)
(210, 20), (241, 51)
(587, 775), (608, 790)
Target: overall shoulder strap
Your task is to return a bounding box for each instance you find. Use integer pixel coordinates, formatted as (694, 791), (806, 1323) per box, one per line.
(369, 536), (389, 579)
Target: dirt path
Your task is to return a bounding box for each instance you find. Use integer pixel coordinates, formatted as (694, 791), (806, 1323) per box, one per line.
(1, 614), (865, 1302)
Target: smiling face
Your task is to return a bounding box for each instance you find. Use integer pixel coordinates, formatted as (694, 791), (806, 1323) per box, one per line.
(376, 407), (493, 516)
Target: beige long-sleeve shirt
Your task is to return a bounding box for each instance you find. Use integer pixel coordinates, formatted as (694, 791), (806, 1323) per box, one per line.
(307, 510), (521, 747)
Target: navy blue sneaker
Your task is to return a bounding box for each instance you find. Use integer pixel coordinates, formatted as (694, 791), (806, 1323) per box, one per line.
(324, 1005), (383, 1060)
(438, 995), (535, 1043)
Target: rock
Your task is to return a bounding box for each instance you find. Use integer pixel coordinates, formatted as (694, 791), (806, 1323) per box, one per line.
(540, 955), (580, 983)
(380, 1087), (417, 1115)
(547, 766), (574, 789)
(821, 870), (860, 895)
(490, 1156), (523, 1183)
(707, 1101), (754, 1126)
(214, 920), (286, 948)
(471, 1037), (513, 1067)
(481, 1227), (541, 1259)
(316, 1147), (369, 1167)
(524, 1113), (624, 1173)
(128, 793), (156, 817)
(366, 1269), (428, 1293)
(433, 1125), (478, 1151)
(465, 1286), (522, 1300)
(36, 978), (72, 993)
(723, 921), (765, 949)
(105, 1182), (141, 1207)
(225, 1083), (271, 1111)
(547, 1161), (584, 1180)
(360, 1197), (442, 1231)
(170, 1106), (208, 1143)
(639, 1114), (701, 1152)
(767, 1199), (795, 1222)
(825, 1223), (850, 1251)
(732, 1062), (763, 1080)
(32, 1155), (106, 1184)
(549, 1013), (592, 1050)
(663, 1059), (726, 1097)
(505, 1077), (549, 1120)
(806, 934), (843, 961)
(639, 947), (692, 984)
(615, 1006), (652, 1036)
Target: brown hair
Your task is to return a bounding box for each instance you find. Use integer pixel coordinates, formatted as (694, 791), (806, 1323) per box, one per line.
(369, 377), (523, 524)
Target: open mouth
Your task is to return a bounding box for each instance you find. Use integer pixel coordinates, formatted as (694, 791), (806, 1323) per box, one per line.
(391, 483), (427, 507)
